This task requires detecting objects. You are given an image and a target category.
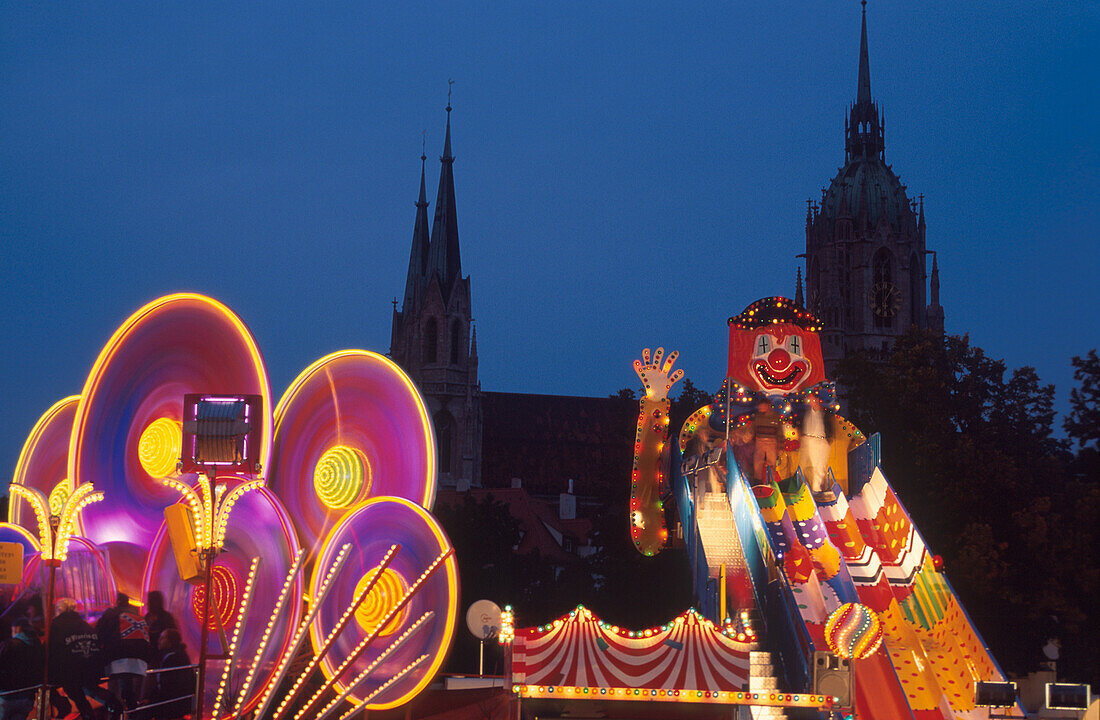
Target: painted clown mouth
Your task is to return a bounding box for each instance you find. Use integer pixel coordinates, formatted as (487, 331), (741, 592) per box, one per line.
(752, 361), (805, 388)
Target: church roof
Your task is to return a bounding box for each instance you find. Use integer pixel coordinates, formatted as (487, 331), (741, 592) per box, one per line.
(401, 154), (431, 312)
(821, 157), (911, 231)
(426, 104), (463, 299)
(481, 391), (636, 498)
(819, 1), (914, 232)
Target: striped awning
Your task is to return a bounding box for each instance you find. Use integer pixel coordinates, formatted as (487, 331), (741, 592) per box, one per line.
(511, 606), (752, 692)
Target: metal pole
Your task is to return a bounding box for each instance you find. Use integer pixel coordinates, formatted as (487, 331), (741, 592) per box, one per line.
(38, 561), (58, 720)
(195, 548), (214, 720)
(479, 639), (484, 676)
(195, 471), (216, 720)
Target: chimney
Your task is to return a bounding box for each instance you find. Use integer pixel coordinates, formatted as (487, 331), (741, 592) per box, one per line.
(559, 479), (576, 520)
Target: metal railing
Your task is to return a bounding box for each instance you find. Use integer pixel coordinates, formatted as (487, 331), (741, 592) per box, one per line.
(0, 664), (198, 716)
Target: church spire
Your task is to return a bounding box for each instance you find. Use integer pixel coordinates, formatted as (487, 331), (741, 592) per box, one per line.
(427, 93), (462, 299)
(928, 251), (945, 333)
(930, 251), (940, 307)
(401, 151), (432, 312)
(795, 267), (805, 307)
(857, 0), (871, 108)
(846, 1), (884, 161)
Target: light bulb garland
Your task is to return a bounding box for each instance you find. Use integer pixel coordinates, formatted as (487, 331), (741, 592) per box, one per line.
(230, 548), (306, 720)
(335, 653), (430, 720)
(293, 547), (452, 720)
(252, 543), (353, 720)
(498, 605), (514, 645)
(270, 544), (400, 720)
(313, 611), (434, 720)
(213, 556), (261, 720)
(512, 684), (835, 709)
(11, 481), (103, 563)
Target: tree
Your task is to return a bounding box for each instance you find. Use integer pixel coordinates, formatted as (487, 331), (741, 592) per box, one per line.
(610, 387), (637, 401)
(835, 329), (1096, 683)
(1065, 350), (1100, 451)
(674, 377), (712, 410)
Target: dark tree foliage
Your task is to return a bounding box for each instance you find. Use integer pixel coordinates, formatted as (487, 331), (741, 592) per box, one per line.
(1065, 350), (1100, 449)
(434, 483), (693, 674)
(433, 493), (532, 675)
(835, 330), (1097, 686)
(1065, 350), (1100, 485)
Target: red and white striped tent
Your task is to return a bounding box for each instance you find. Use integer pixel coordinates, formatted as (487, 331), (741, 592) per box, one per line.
(512, 606), (752, 693)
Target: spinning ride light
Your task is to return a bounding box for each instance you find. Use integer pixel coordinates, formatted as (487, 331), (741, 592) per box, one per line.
(68, 293), (272, 597)
(141, 487), (301, 718)
(268, 351), (435, 555)
(307, 497), (458, 711)
(9, 396), (79, 532)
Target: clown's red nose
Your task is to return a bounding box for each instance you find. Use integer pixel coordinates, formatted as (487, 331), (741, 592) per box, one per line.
(767, 348), (791, 370)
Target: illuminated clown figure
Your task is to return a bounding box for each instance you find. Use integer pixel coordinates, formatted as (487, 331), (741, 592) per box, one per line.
(630, 297), (862, 556)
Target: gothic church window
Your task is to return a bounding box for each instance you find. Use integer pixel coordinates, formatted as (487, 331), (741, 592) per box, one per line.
(873, 248), (895, 329)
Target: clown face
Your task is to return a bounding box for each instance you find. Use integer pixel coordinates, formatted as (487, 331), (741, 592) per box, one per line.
(727, 307), (826, 395)
(749, 329), (814, 394)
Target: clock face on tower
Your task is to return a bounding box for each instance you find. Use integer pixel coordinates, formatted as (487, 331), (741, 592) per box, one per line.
(869, 281), (901, 318)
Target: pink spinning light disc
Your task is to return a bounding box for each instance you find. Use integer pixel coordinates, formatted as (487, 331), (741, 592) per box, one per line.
(69, 293), (272, 596)
(309, 496), (458, 711)
(268, 350), (435, 556)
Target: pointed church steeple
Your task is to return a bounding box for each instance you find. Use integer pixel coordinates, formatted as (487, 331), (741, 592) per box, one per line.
(427, 102), (462, 299)
(857, 0), (872, 107)
(846, 0), (884, 162)
(795, 268), (805, 307)
(928, 251), (945, 333)
(401, 153), (432, 312)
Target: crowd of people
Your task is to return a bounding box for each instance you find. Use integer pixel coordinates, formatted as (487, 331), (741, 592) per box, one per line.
(0, 592), (193, 720)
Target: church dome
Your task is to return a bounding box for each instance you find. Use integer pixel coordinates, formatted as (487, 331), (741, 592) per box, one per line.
(820, 156), (912, 232)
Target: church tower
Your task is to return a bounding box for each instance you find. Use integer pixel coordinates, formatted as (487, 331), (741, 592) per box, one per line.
(802, 1), (944, 371)
(390, 104), (482, 489)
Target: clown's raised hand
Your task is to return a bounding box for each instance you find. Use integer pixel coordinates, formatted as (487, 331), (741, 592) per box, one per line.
(633, 347), (685, 401)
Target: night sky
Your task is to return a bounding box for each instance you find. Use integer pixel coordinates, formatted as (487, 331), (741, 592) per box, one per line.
(2, 2), (1097, 484)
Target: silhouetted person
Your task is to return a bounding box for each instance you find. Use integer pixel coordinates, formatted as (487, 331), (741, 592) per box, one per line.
(96, 593), (154, 711)
(144, 629), (192, 720)
(0, 617), (44, 720)
(143, 592), (177, 651)
(50, 598), (122, 720)
(752, 401), (781, 482)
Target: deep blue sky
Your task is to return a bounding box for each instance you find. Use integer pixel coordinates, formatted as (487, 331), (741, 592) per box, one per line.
(2, 2), (1097, 482)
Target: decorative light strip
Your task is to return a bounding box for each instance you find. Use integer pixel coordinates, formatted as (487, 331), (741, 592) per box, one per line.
(533, 605), (747, 642)
(11, 395), (79, 527)
(213, 556), (261, 719)
(48, 480), (71, 516)
(314, 611), (434, 720)
(54, 483), (103, 562)
(199, 475), (214, 553)
(336, 654), (430, 720)
(293, 547), (452, 720)
(157, 477), (207, 549)
(513, 685), (835, 708)
(8, 485), (52, 557)
(499, 605), (514, 645)
(230, 548), (306, 720)
(270, 544), (400, 720)
(214, 479), (265, 549)
(252, 543), (353, 720)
